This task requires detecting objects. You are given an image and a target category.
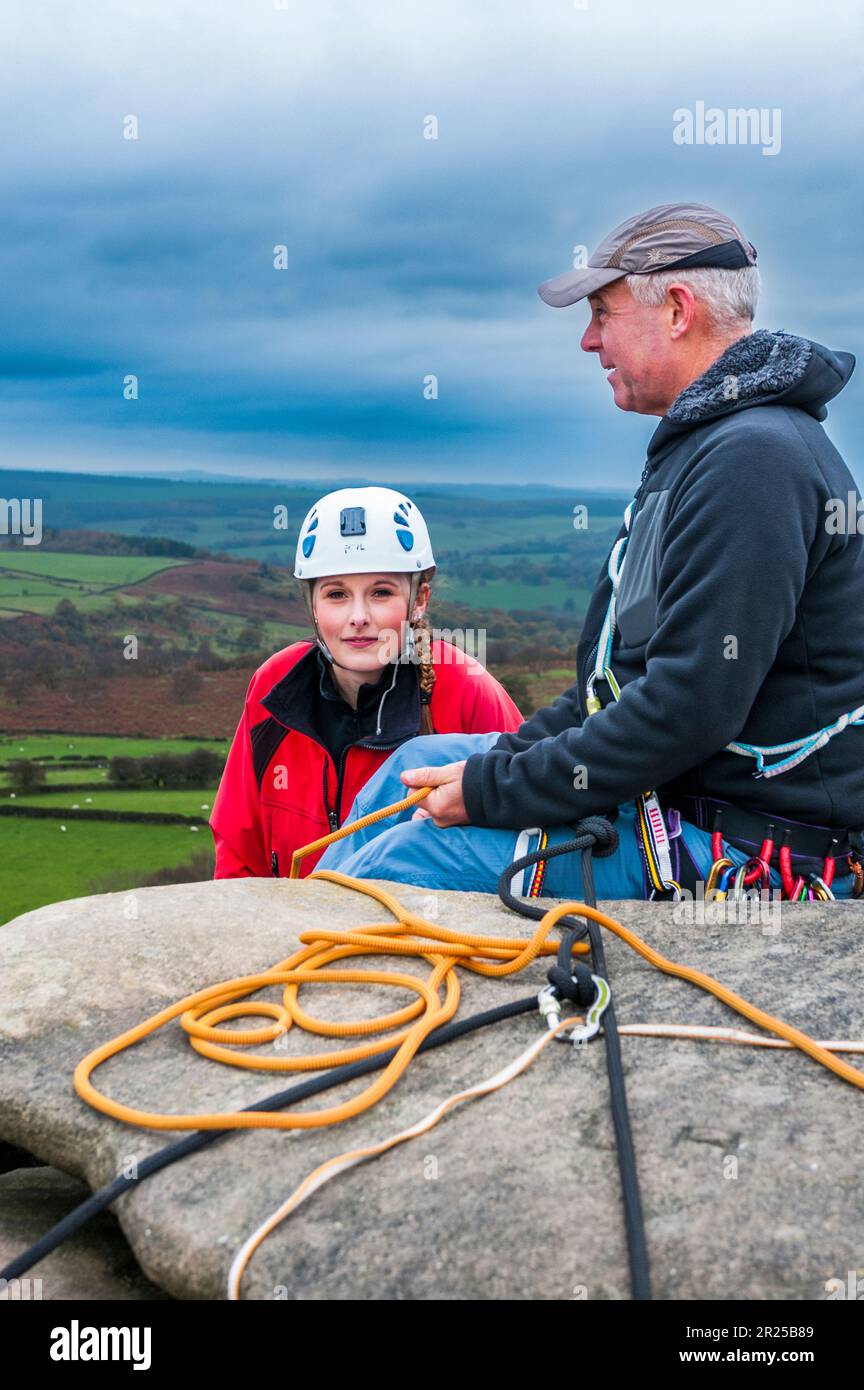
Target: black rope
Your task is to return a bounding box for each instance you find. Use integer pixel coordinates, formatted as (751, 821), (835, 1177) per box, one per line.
(496, 816), (653, 1301)
(0, 994), (545, 1282)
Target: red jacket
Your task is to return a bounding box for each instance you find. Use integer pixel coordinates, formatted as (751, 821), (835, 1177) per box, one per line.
(210, 639), (524, 879)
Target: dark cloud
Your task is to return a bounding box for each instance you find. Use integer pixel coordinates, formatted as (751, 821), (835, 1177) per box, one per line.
(0, 0), (860, 485)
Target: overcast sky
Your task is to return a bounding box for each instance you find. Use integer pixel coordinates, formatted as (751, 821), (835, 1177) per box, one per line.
(1, 0), (861, 489)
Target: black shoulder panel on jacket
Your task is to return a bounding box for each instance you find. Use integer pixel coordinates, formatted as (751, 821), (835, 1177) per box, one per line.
(250, 716), (289, 791)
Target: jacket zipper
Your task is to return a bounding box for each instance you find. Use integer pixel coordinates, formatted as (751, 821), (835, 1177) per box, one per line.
(322, 757), (340, 831)
(267, 707), (414, 839)
(633, 460), (651, 513)
(271, 851), (279, 877)
(324, 737), (409, 829)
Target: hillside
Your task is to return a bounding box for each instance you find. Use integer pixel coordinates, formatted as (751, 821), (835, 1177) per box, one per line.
(0, 471), (630, 736)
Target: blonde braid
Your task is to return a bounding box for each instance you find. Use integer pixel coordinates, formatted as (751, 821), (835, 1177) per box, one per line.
(412, 613), (436, 735)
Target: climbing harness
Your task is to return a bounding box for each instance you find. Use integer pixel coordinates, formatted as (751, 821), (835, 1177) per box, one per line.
(673, 791), (864, 902)
(703, 811), (853, 903)
(587, 487), (864, 900)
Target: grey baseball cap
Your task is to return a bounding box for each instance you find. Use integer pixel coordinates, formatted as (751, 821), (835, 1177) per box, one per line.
(538, 201), (758, 308)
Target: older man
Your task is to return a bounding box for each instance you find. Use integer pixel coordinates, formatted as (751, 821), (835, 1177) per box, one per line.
(317, 202), (864, 901)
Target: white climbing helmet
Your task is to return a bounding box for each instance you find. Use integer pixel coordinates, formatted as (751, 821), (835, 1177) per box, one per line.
(294, 487), (436, 666)
(294, 487), (435, 580)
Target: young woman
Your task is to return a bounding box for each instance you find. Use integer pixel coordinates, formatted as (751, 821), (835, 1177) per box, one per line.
(210, 486), (524, 878)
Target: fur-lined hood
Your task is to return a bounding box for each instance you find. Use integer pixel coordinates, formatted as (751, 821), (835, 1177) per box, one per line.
(650, 329), (854, 449)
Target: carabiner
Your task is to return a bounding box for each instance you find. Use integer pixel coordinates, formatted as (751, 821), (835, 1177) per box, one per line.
(738, 856), (770, 893)
(557, 974), (610, 1047)
(808, 873), (835, 901)
(706, 856), (733, 896)
(716, 863), (739, 897)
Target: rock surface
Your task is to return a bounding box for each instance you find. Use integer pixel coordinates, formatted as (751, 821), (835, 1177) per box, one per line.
(0, 1166), (170, 1300)
(1, 876), (863, 1300)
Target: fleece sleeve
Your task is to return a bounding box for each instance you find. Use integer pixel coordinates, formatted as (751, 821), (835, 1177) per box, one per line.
(461, 428), (825, 829)
(209, 685), (270, 879)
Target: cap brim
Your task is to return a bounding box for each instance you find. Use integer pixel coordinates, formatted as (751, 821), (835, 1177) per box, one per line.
(537, 265), (625, 308)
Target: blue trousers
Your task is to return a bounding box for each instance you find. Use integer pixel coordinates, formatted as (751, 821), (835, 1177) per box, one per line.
(316, 732), (857, 900)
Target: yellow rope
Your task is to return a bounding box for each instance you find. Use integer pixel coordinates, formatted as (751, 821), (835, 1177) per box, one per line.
(73, 789), (864, 1143)
(289, 786), (432, 877)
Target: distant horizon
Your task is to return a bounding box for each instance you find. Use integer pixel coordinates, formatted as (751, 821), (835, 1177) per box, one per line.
(0, 465), (632, 496)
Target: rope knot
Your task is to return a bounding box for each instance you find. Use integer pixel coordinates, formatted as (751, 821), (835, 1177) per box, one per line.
(574, 816), (619, 858)
(546, 960), (596, 1006)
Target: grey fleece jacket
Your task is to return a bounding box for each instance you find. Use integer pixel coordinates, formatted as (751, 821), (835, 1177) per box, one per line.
(461, 329), (864, 833)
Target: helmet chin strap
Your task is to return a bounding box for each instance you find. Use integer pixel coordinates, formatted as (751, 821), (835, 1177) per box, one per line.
(305, 574), (423, 671)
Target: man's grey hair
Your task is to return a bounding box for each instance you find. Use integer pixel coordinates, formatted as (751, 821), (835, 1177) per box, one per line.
(625, 266), (761, 334)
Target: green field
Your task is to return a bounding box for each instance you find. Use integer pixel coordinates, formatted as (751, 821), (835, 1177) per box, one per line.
(0, 734), (230, 763)
(8, 788), (216, 815)
(0, 767), (112, 787)
(0, 586), (145, 617)
(0, 551), (188, 582)
(0, 731), (227, 923)
(0, 551), (189, 617)
(0, 818), (213, 926)
(0, 470), (630, 578)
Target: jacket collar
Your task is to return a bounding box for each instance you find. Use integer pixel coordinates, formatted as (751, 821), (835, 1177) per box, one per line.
(260, 643), (421, 748)
(646, 328), (854, 460)
(666, 328), (812, 425)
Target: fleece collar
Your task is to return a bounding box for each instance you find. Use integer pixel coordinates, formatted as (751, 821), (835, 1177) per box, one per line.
(666, 328), (812, 424)
(260, 643), (421, 748)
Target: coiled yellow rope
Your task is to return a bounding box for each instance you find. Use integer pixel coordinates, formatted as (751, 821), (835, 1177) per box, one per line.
(74, 800), (864, 1137)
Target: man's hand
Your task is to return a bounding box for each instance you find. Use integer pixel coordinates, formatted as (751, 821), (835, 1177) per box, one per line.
(400, 760), (469, 828)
